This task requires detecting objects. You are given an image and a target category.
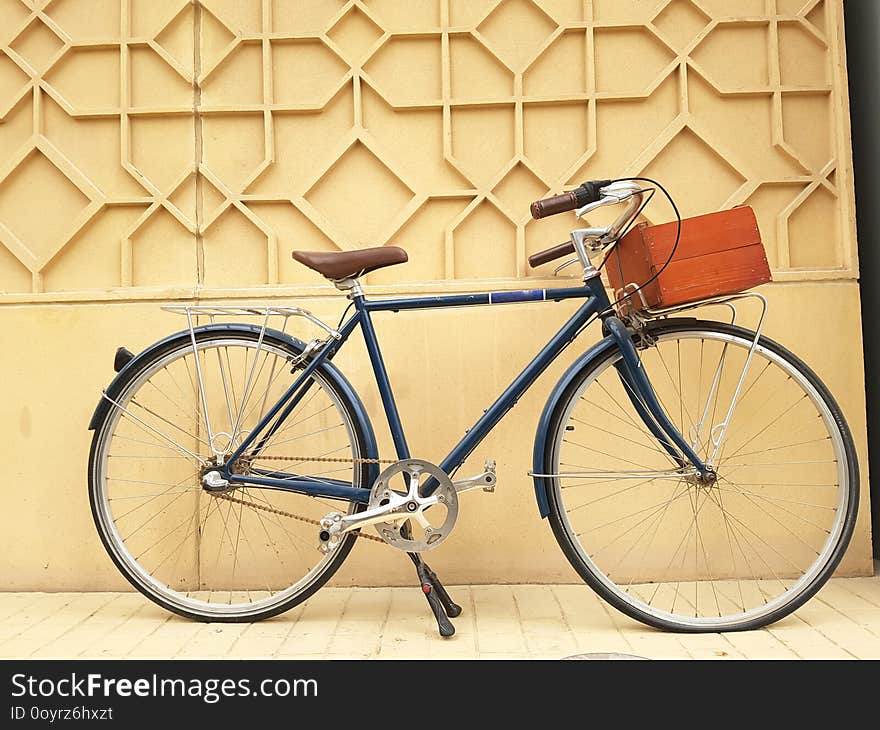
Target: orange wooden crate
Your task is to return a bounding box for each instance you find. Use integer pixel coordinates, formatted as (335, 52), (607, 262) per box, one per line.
(604, 206), (771, 310)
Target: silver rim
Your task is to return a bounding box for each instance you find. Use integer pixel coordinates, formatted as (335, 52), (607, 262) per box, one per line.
(91, 335), (362, 619)
(551, 328), (852, 630)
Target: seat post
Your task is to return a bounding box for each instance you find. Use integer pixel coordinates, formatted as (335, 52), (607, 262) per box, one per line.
(333, 277), (364, 298)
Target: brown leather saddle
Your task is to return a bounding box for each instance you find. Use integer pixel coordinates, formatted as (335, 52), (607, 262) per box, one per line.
(292, 246), (407, 280)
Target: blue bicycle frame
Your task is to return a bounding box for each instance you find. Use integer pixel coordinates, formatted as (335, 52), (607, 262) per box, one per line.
(221, 275), (707, 503)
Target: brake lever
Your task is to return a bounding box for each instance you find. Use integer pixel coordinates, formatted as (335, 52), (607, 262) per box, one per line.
(553, 257), (581, 275)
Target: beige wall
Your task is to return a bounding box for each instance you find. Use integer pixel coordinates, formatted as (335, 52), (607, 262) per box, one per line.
(0, 0), (871, 589)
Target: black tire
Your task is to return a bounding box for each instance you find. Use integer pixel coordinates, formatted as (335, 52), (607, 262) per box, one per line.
(543, 318), (859, 632)
(88, 327), (370, 622)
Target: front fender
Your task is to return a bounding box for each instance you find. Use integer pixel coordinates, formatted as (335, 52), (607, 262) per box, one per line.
(531, 334), (618, 518)
(87, 324), (380, 475)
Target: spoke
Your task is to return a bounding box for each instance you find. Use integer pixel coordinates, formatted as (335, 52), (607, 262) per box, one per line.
(721, 393), (810, 461)
(613, 375), (688, 459)
(256, 386), (325, 452)
(593, 378), (680, 463)
(566, 476), (677, 514)
(704, 487), (789, 599)
(263, 423), (345, 450)
(692, 489), (720, 617)
(563, 438), (658, 471)
(239, 354), (294, 428)
(240, 489), (323, 553)
(570, 416), (673, 459)
(701, 342), (730, 461)
(230, 323), (269, 447)
(623, 479), (688, 599)
(128, 397), (212, 451)
(223, 496), (275, 597)
(231, 498), (244, 585)
(677, 339), (683, 435)
(603, 479), (686, 583)
(130, 492), (205, 560)
(109, 489), (200, 501)
(107, 476), (198, 488)
(215, 347), (237, 434)
(144, 379), (201, 435)
(164, 361), (209, 435)
(717, 477), (831, 537)
(711, 485), (836, 511)
(112, 405), (205, 465)
(713, 484), (749, 613)
(701, 489), (806, 576)
(238, 488), (298, 566)
(721, 460), (836, 467)
(243, 349), (275, 424)
(224, 346), (241, 419)
(707, 360), (771, 456)
(583, 489), (693, 547)
(210, 498), (237, 585)
(730, 436), (831, 461)
(111, 433), (191, 455)
(110, 470), (199, 521)
(109, 454), (192, 460)
(147, 498), (210, 580)
(717, 481), (838, 488)
(120, 487), (195, 542)
(650, 487), (712, 610)
(654, 344), (699, 440)
(262, 396), (331, 445)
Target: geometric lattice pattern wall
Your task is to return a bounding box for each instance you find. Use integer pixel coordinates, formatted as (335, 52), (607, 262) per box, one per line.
(0, 0), (856, 298)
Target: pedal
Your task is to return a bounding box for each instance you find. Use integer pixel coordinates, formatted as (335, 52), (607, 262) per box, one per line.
(453, 459), (496, 494)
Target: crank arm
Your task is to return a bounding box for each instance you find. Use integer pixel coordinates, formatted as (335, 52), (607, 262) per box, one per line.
(324, 494), (444, 536)
(453, 460), (496, 493)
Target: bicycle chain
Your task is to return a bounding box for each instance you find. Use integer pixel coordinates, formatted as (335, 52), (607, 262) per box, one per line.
(254, 454), (397, 464)
(214, 452), (392, 544)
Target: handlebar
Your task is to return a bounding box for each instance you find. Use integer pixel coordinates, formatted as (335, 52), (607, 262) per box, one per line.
(528, 179), (646, 270)
(528, 179), (611, 268)
(528, 241), (575, 268)
(529, 179), (611, 220)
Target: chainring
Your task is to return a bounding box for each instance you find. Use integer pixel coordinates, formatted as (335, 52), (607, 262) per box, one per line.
(368, 459), (458, 552)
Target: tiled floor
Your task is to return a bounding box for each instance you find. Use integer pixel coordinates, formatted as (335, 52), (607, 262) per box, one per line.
(3, 575), (880, 659)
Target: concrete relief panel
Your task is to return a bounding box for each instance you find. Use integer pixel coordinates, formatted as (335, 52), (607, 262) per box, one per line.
(0, 0), (857, 297)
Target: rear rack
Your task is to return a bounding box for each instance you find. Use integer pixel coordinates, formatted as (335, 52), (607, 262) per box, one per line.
(160, 305), (342, 340)
(158, 304), (341, 457)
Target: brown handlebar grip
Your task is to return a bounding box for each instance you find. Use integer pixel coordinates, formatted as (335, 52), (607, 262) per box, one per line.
(530, 191), (579, 219)
(528, 241), (575, 268)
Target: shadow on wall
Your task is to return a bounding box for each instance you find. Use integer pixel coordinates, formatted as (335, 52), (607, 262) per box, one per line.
(844, 1), (880, 558)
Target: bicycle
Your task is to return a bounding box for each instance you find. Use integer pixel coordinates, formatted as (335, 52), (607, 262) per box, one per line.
(87, 179), (859, 636)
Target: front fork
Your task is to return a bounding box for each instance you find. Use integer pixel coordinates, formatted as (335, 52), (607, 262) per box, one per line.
(602, 316), (712, 481)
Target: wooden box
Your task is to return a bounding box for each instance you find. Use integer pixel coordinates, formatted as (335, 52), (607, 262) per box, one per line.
(604, 206), (771, 311)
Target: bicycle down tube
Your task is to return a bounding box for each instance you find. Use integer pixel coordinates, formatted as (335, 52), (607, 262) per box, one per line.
(220, 274), (703, 501)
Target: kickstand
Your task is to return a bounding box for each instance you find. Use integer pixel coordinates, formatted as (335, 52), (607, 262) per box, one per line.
(408, 552), (461, 637)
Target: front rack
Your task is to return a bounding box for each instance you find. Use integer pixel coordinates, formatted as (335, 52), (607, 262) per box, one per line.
(624, 289), (769, 468)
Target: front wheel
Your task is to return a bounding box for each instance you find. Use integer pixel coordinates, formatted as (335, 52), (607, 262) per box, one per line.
(543, 319), (859, 632)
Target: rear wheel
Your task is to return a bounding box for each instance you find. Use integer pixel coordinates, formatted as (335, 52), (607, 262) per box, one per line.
(544, 319), (859, 632)
(88, 328), (370, 622)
